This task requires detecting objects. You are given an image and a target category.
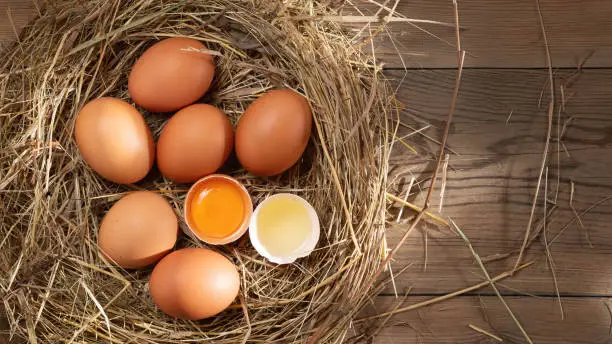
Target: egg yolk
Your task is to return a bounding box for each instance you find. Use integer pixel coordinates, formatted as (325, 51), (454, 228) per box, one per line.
(189, 178), (245, 239)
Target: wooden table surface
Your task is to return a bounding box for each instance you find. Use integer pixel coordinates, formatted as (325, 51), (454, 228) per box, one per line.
(2, 1), (612, 343)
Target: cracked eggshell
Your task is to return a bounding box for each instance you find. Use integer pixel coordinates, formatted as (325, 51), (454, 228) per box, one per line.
(248, 193), (320, 265)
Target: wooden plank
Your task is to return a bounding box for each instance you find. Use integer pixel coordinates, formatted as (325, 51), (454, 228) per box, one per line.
(351, 0), (612, 68)
(0, 1), (36, 47)
(356, 296), (612, 343)
(4, 1), (612, 69)
(382, 69), (612, 295)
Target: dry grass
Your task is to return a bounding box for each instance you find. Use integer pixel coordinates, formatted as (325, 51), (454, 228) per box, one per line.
(468, 324), (503, 342)
(451, 220), (533, 344)
(0, 1), (397, 342)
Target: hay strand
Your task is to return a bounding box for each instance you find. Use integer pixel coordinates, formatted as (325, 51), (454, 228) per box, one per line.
(451, 219), (534, 344)
(513, 0), (555, 272)
(354, 261), (535, 323)
(385, 192), (448, 226)
(542, 167), (564, 319)
(468, 324), (503, 342)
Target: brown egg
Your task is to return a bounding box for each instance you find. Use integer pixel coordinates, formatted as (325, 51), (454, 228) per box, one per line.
(149, 248), (240, 320)
(75, 97), (154, 184)
(129, 37), (215, 112)
(98, 191), (178, 269)
(236, 89), (312, 176)
(157, 104), (233, 183)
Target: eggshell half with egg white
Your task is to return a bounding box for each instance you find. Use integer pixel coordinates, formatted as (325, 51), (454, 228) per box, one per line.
(249, 193), (320, 264)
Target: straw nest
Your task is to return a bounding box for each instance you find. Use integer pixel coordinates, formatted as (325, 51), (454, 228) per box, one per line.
(0, 1), (395, 342)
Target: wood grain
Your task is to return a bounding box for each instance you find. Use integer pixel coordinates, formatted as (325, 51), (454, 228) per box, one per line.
(353, 0), (612, 68)
(382, 68), (612, 295)
(4, 1), (612, 68)
(357, 296), (612, 343)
